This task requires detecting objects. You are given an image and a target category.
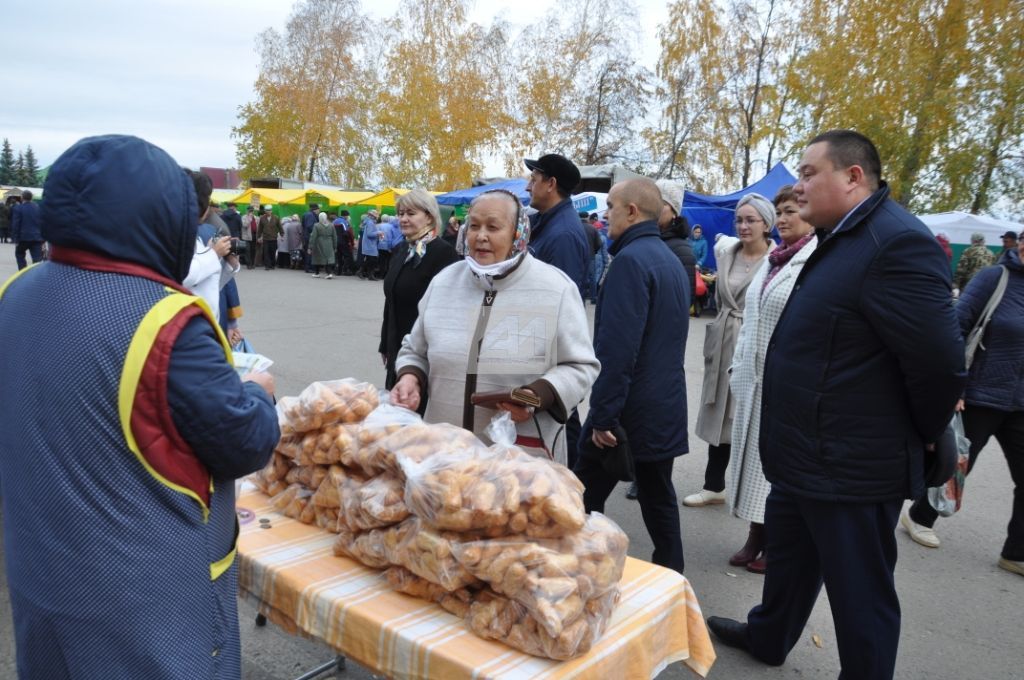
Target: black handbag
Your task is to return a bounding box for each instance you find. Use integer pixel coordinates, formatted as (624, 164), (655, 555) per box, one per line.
(579, 425), (635, 482)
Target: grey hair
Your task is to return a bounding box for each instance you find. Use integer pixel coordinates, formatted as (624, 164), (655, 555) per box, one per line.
(396, 188), (441, 232)
(736, 192), (775, 240)
(468, 189), (520, 227)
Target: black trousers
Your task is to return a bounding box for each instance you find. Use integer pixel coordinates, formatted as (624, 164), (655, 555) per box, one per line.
(910, 405), (1024, 560)
(565, 409), (581, 470)
(262, 240), (278, 269)
(573, 452), (685, 574)
(745, 490), (902, 679)
(703, 443), (731, 492)
(15, 241), (43, 270)
(336, 246), (354, 274)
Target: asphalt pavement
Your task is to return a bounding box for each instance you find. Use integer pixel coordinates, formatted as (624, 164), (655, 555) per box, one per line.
(0, 245), (1020, 679)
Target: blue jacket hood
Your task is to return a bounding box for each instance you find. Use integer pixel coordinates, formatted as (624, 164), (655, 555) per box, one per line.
(40, 135), (198, 282)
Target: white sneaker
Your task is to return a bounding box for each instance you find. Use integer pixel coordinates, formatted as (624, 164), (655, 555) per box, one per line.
(900, 508), (940, 548)
(998, 557), (1024, 576)
(682, 489), (726, 507)
(311, 273), (320, 278)
(326, 274), (333, 279)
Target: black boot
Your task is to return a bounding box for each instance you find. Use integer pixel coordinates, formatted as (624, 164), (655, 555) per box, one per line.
(625, 482), (638, 500)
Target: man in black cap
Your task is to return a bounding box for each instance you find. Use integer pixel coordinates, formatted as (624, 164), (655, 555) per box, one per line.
(525, 153), (591, 469)
(524, 154), (590, 299)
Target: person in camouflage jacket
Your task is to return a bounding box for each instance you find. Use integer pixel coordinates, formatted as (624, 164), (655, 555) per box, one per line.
(955, 232), (996, 291)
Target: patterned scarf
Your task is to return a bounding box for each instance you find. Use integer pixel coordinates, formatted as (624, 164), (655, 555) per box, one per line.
(763, 232), (814, 291)
(403, 226), (436, 267)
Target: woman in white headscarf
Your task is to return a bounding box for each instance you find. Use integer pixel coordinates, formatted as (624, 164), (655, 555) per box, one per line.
(391, 189), (599, 464)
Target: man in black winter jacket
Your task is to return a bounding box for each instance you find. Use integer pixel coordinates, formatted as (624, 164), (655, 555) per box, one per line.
(706, 130), (966, 680)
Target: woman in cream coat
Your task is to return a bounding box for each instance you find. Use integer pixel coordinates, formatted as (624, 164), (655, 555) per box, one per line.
(726, 185), (817, 572)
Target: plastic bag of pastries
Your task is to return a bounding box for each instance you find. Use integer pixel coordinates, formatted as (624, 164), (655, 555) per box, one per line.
(383, 566), (477, 618)
(311, 464), (364, 509)
(278, 379), (379, 435)
(314, 505), (340, 533)
(401, 446), (586, 537)
(356, 421), (485, 478)
(332, 525), (395, 569)
(343, 403), (428, 474)
(269, 483), (316, 524)
(466, 587), (620, 661)
(285, 464), (329, 491)
(451, 513), (628, 637)
(251, 452), (292, 496)
(388, 517), (480, 592)
(337, 473), (409, 531)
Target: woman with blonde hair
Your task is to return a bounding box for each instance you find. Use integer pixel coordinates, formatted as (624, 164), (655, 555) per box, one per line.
(379, 189), (459, 391)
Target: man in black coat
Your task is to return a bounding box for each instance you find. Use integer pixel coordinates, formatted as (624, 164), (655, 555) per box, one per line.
(574, 178), (690, 574)
(221, 202), (243, 239)
(706, 130), (966, 679)
(301, 203), (319, 273)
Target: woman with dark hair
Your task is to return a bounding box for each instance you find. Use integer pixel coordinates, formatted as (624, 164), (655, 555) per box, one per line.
(379, 188), (459, 393)
(725, 185), (816, 572)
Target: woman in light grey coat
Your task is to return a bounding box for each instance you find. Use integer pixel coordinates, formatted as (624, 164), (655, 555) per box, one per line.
(726, 186), (816, 572)
(391, 190), (599, 464)
(684, 194), (775, 508)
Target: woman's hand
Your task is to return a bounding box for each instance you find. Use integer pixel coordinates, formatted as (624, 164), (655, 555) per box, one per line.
(227, 328), (243, 346)
(391, 373), (421, 411)
(497, 402), (534, 423)
(955, 398), (965, 413)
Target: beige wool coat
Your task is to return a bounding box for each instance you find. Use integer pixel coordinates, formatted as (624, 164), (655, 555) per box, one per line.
(727, 235), (818, 523)
(695, 236), (774, 446)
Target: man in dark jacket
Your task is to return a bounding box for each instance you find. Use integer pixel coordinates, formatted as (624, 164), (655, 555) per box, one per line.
(525, 153), (591, 468)
(574, 178), (690, 574)
(524, 154), (589, 298)
(302, 203), (319, 272)
(706, 130), (966, 679)
(11, 190), (44, 270)
(221, 201), (243, 239)
(0, 134), (279, 678)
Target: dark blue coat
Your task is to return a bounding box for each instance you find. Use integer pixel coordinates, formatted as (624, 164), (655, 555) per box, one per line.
(11, 200), (43, 242)
(585, 221), (690, 461)
(221, 207), (243, 239)
(759, 184), (966, 503)
(528, 197), (590, 299)
(302, 209), (317, 244)
(959, 250), (1024, 412)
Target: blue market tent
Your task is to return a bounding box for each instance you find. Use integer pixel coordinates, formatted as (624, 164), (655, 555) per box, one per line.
(436, 179), (529, 206)
(682, 163), (797, 270)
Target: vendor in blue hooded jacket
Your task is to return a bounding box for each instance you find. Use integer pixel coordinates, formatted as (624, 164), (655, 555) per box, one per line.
(0, 135), (280, 679)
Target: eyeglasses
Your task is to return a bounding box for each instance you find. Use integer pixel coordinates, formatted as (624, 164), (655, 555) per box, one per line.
(734, 216), (764, 226)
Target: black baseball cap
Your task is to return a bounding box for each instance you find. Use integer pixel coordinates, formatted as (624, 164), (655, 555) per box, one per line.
(1001, 230), (1018, 239)
(524, 154), (581, 194)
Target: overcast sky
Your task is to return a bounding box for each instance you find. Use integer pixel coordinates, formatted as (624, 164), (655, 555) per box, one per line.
(5, 0), (666, 175)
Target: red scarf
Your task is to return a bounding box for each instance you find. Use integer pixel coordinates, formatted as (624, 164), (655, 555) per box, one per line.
(762, 232), (814, 291)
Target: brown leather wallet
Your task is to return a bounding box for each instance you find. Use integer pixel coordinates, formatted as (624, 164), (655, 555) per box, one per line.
(470, 388), (542, 409)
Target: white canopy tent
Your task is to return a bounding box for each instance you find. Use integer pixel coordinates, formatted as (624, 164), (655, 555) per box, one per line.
(918, 211), (1023, 246)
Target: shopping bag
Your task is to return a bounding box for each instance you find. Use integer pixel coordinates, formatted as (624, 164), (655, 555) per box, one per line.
(695, 270), (707, 297)
(927, 412), (970, 517)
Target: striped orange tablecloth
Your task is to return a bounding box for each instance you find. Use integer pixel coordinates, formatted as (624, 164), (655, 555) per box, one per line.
(236, 490), (716, 679)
